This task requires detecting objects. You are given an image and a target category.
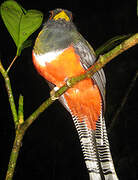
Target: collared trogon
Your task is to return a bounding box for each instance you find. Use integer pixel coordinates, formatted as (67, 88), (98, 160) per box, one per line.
(32, 9), (118, 180)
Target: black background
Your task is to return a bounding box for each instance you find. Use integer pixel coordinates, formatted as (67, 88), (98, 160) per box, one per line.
(0, 0), (138, 180)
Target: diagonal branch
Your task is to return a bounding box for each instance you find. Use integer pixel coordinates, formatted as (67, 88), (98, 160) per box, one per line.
(23, 33), (138, 131)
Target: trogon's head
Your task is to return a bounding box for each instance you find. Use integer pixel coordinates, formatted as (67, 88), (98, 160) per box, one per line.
(33, 9), (76, 54)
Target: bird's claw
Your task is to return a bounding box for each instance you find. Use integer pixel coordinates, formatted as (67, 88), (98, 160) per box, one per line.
(50, 87), (59, 100)
(66, 78), (72, 87)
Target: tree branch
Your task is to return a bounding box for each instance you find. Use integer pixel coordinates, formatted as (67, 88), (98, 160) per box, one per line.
(5, 128), (24, 180)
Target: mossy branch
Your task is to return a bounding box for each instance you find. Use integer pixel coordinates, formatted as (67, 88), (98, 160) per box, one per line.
(0, 33), (137, 180)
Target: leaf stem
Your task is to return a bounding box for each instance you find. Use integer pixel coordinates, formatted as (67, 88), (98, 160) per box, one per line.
(7, 56), (18, 73)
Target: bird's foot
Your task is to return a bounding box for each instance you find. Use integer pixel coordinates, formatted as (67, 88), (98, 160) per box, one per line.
(50, 87), (59, 100)
(65, 77), (72, 87)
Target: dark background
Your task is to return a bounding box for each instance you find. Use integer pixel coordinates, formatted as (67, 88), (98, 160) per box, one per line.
(0, 0), (138, 180)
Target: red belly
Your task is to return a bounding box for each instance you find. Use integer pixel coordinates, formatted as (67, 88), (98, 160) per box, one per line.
(32, 46), (101, 130)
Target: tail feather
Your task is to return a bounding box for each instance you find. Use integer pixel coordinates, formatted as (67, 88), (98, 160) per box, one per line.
(89, 172), (101, 180)
(72, 115), (100, 174)
(96, 112), (118, 180)
(71, 112), (118, 180)
(59, 94), (118, 179)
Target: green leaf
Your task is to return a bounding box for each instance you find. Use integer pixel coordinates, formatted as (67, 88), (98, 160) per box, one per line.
(0, 0), (43, 56)
(95, 34), (132, 57)
(0, 0), (23, 47)
(19, 39), (32, 53)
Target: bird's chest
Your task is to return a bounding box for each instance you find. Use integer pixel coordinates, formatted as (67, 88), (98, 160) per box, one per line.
(33, 46), (85, 87)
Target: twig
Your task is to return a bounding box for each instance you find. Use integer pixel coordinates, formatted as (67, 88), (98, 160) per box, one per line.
(0, 60), (18, 127)
(18, 95), (24, 124)
(108, 70), (138, 133)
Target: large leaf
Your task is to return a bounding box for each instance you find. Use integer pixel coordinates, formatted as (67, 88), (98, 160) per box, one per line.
(0, 0), (43, 55)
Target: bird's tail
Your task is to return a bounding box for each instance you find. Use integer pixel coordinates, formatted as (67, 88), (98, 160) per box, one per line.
(72, 112), (118, 180)
(59, 90), (118, 180)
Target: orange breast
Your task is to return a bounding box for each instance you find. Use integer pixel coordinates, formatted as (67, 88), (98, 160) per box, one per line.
(32, 46), (101, 130)
(33, 46), (85, 87)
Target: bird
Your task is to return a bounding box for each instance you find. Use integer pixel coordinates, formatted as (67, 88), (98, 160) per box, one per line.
(32, 8), (118, 180)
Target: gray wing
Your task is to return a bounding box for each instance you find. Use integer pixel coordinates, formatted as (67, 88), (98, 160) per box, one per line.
(73, 40), (106, 110)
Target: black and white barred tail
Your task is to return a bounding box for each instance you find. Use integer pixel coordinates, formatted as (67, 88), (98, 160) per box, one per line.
(71, 110), (118, 180)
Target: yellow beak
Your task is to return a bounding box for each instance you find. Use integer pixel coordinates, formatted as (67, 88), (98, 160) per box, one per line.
(53, 11), (70, 21)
